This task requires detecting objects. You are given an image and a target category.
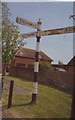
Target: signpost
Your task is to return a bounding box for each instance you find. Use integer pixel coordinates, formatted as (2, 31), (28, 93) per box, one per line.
(16, 17), (41, 104)
(16, 17), (75, 106)
(31, 20), (41, 104)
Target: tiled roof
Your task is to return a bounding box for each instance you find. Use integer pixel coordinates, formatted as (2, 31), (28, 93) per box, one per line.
(15, 48), (53, 62)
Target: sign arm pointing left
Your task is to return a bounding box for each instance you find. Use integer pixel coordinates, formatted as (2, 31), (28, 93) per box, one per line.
(16, 17), (40, 30)
(22, 26), (75, 39)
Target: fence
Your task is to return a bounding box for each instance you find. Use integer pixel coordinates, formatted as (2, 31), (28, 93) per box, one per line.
(1, 77), (14, 108)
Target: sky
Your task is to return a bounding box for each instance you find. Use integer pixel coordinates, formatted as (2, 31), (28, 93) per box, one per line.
(7, 2), (74, 64)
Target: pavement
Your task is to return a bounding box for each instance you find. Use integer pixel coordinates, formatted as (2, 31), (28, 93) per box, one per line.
(13, 85), (32, 95)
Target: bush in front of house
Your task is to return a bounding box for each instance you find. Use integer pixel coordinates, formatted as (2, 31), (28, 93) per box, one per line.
(39, 61), (54, 70)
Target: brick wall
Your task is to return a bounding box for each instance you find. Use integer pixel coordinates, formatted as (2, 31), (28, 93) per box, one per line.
(9, 66), (34, 81)
(15, 57), (34, 65)
(66, 65), (75, 73)
(9, 66), (73, 93)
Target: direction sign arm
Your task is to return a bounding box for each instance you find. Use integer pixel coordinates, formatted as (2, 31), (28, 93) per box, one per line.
(41, 26), (75, 36)
(16, 17), (40, 30)
(22, 31), (37, 39)
(21, 26), (75, 39)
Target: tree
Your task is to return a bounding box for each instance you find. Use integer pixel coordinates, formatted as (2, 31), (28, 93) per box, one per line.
(0, 2), (2, 73)
(2, 21), (25, 64)
(2, 2), (11, 22)
(58, 60), (63, 67)
(2, 3), (25, 75)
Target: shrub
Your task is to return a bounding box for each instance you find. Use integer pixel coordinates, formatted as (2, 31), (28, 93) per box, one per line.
(40, 61), (54, 70)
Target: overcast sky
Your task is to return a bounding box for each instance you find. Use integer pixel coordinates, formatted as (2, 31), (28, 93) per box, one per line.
(7, 2), (74, 64)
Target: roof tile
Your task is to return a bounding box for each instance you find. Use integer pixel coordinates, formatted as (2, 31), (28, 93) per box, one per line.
(16, 48), (53, 61)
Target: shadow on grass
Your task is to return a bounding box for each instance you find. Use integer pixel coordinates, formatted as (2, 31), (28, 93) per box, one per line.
(2, 105), (8, 111)
(12, 101), (36, 108)
(2, 101), (35, 110)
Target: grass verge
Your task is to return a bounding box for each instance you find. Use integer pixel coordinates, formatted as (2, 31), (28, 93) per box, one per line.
(2, 76), (72, 118)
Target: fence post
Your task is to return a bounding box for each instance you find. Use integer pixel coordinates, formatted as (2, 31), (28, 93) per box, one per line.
(0, 78), (3, 100)
(8, 80), (14, 108)
(1, 77), (4, 92)
(0, 77), (4, 100)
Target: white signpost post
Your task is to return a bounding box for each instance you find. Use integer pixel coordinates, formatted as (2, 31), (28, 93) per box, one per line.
(16, 17), (75, 105)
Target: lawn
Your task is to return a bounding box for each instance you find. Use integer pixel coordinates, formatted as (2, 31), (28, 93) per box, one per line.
(2, 76), (72, 118)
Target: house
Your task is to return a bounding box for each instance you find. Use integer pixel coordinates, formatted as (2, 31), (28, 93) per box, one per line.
(11, 48), (53, 68)
(66, 56), (75, 72)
